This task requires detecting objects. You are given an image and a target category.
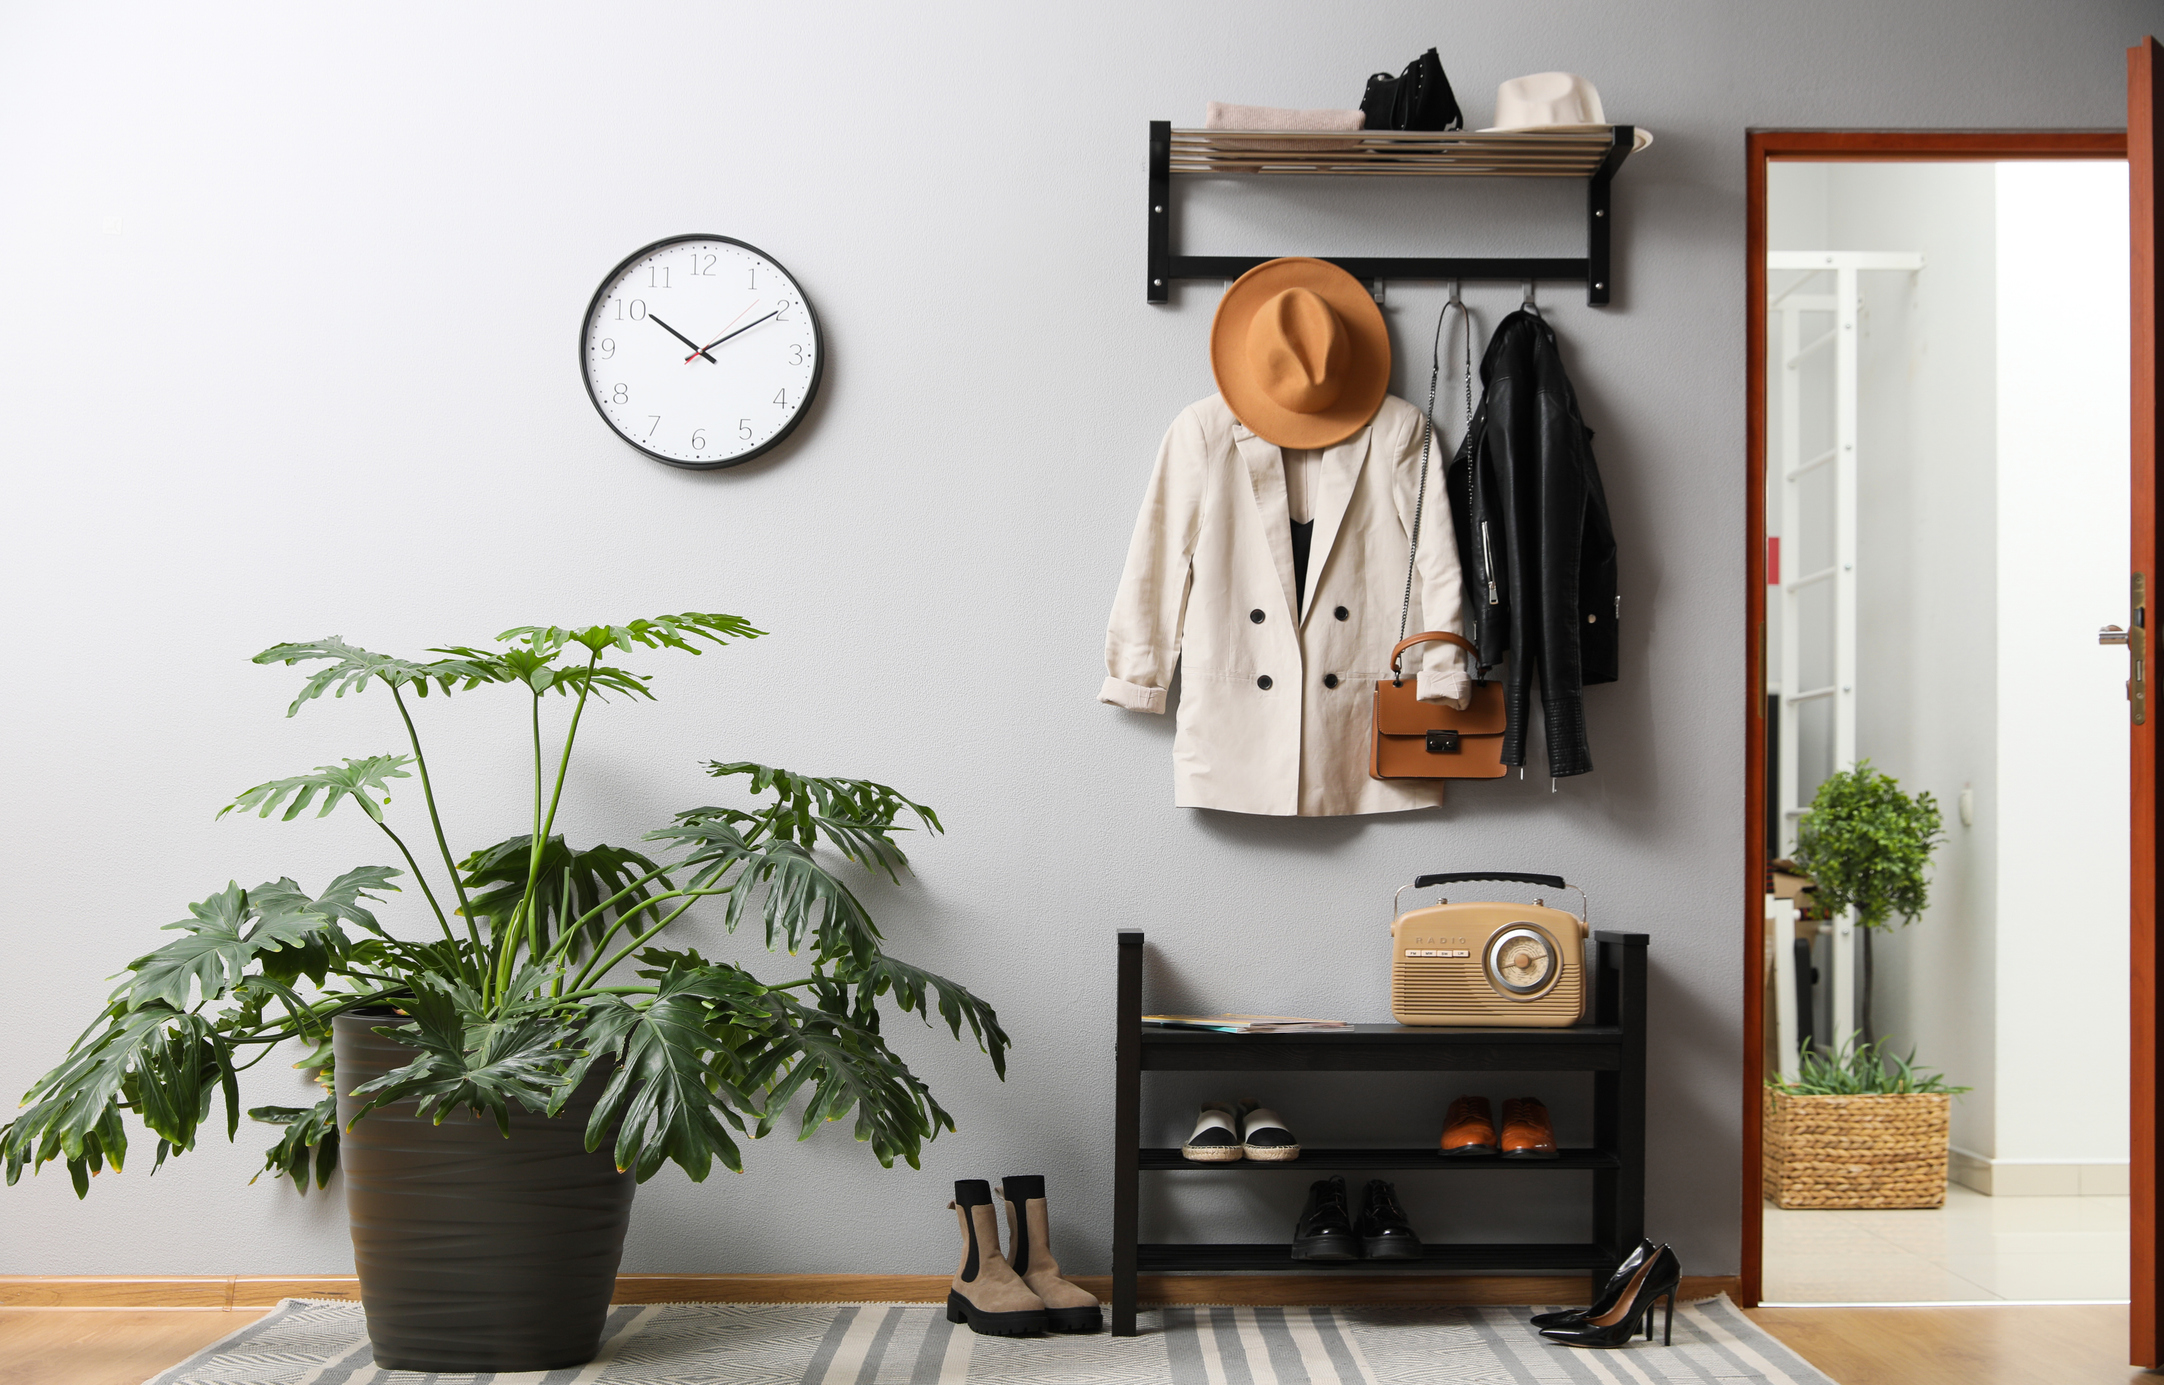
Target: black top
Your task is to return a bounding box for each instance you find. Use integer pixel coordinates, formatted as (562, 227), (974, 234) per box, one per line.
(1290, 519), (1315, 608)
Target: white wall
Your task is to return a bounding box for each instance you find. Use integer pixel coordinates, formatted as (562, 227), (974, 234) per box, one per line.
(0, 1), (2151, 1278)
(1826, 163), (2004, 1159)
(1994, 161), (2132, 1169)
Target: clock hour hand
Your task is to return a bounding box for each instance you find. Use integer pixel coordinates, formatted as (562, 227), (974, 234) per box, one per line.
(683, 310), (780, 363)
(645, 313), (717, 364)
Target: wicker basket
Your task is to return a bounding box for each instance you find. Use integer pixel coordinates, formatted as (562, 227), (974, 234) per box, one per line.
(1763, 1088), (1950, 1209)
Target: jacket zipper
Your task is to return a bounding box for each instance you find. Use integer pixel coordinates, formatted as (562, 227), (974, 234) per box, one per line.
(1480, 521), (1498, 606)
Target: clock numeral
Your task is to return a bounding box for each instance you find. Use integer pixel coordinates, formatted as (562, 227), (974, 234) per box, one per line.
(773, 299), (791, 322)
(691, 429), (708, 450)
(787, 344), (805, 365)
(648, 266), (671, 289)
(614, 299), (647, 321)
(611, 383), (630, 404)
(646, 415), (661, 437)
(772, 389), (788, 407)
(747, 266), (758, 290)
(597, 338), (616, 359)
(737, 418), (752, 440)
(688, 253), (717, 276)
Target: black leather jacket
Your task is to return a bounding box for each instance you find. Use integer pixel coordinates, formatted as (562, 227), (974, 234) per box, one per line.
(1445, 310), (1618, 777)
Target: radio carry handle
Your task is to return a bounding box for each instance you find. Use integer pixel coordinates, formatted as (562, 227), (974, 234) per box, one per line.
(1413, 871), (1566, 890)
(1395, 872), (1589, 927)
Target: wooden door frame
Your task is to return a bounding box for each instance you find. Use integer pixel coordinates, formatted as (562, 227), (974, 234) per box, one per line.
(1740, 128), (2132, 1317)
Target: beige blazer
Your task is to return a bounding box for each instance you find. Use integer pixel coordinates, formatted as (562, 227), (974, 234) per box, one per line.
(1100, 393), (1472, 816)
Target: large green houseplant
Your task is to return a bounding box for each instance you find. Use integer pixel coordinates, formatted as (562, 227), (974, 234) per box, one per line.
(1, 614), (1007, 1370)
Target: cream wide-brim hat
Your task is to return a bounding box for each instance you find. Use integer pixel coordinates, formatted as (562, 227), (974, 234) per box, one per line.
(1480, 71), (1654, 152)
(1209, 258), (1390, 450)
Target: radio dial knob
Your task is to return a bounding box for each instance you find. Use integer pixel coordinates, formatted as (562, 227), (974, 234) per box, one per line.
(1486, 926), (1559, 997)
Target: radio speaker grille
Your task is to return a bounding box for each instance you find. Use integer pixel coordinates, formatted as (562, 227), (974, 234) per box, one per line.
(1392, 958), (1582, 1021)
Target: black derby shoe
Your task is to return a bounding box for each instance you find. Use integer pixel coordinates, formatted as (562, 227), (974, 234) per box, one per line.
(1355, 1179), (1423, 1261)
(1291, 1176), (1359, 1261)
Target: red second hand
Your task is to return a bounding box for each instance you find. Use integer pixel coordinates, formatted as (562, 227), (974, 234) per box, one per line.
(687, 298), (762, 362)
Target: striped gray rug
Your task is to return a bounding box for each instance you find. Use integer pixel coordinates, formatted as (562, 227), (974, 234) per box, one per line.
(144, 1296), (1838, 1385)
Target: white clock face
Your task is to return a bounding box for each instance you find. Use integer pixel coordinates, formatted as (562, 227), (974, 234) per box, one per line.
(581, 235), (822, 469)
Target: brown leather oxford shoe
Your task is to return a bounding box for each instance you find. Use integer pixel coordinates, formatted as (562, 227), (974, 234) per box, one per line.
(1439, 1095), (1497, 1157)
(1500, 1096), (1559, 1159)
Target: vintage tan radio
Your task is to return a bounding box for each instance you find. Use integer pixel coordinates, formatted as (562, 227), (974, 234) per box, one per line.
(1390, 871), (1589, 1028)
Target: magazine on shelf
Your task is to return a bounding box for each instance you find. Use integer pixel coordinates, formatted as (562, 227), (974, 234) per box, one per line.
(1141, 1013), (1351, 1034)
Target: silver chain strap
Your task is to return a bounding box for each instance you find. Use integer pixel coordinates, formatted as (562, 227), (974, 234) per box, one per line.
(1398, 287), (1475, 645)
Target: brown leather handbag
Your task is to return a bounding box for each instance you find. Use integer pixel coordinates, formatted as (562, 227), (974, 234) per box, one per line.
(1371, 632), (1508, 779)
(1370, 293), (1505, 782)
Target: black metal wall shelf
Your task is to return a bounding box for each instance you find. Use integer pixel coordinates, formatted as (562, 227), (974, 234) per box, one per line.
(1110, 928), (1649, 1337)
(1147, 121), (1637, 307)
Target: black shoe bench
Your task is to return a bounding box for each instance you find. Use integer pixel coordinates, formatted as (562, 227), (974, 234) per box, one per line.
(1109, 928), (1649, 1337)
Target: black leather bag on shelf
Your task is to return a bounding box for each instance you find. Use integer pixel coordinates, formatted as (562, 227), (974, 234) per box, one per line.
(1359, 48), (1463, 132)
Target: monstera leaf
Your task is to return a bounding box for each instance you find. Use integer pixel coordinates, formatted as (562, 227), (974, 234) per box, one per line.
(702, 762), (941, 881)
(121, 876), (391, 1012)
(346, 978), (575, 1134)
(220, 756), (412, 824)
(458, 836), (669, 961)
(251, 638), (510, 715)
(2, 1005), (237, 1196)
(756, 988), (951, 1169)
(645, 817), (882, 966)
(249, 1096), (339, 1193)
(578, 964), (769, 1182)
(847, 952), (1009, 1080)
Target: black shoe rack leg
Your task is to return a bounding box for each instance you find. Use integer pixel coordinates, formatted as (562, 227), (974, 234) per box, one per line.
(1113, 930), (1143, 1336)
(1591, 935), (1648, 1296)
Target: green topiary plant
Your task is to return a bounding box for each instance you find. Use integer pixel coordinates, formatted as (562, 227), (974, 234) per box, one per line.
(1795, 760), (1944, 932)
(1, 615), (1008, 1197)
(1794, 759), (1945, 1044)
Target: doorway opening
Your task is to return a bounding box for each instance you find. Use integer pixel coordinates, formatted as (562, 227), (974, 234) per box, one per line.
(1744, 131), (2134, 1310)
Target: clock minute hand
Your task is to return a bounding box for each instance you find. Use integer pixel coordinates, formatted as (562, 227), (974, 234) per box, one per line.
(684, 310), (780, 362)
(645, 312), (717, 364)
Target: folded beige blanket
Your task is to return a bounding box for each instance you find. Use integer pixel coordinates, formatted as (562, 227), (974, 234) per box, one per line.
(1203, 102), (1365, 152)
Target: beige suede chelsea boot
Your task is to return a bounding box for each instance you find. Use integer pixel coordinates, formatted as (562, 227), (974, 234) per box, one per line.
(946, 1179), (1048, 1336)
(999, 1175), (1105, 1333)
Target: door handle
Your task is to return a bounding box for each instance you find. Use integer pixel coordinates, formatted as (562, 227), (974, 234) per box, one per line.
(2114, 574), (2149, 725)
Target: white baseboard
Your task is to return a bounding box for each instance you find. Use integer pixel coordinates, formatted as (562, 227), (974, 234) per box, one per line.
(1950, 1147), (2129, 1196)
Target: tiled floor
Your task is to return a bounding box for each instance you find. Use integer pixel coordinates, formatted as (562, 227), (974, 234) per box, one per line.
(1763, 1186), (2130, 1303)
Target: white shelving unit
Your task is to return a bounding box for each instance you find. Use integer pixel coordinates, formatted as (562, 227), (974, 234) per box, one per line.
(1766, 249), (1922, 1054)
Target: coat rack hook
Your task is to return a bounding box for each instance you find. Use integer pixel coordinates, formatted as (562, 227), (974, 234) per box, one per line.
(1522, 280), (1540, 315)
(1447, 278), (1463, 308)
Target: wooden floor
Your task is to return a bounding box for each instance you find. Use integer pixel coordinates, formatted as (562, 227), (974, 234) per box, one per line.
(0, 1309), (269, 1385)
(1745, 1304), (2157, 1384)
(1, 1303), (2155, 1384)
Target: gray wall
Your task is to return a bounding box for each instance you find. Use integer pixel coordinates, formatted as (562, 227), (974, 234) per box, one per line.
(0, 0), (2153, 1279)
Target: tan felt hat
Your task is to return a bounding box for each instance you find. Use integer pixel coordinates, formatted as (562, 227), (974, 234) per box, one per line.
(1210, 258), (1390, 449)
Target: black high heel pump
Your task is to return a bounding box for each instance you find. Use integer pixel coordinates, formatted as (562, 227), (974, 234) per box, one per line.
(1537, 1244), (1679, 1349)
(1529, 1237), (1657, 1328)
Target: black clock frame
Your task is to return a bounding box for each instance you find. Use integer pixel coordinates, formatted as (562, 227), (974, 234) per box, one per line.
(578, 233), (825, 471)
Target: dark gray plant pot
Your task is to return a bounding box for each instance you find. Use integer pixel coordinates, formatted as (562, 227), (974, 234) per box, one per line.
(333, 1010), (636, 1373)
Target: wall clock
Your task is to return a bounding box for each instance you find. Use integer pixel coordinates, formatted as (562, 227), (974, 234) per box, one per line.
(580, 234), (824, 469)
